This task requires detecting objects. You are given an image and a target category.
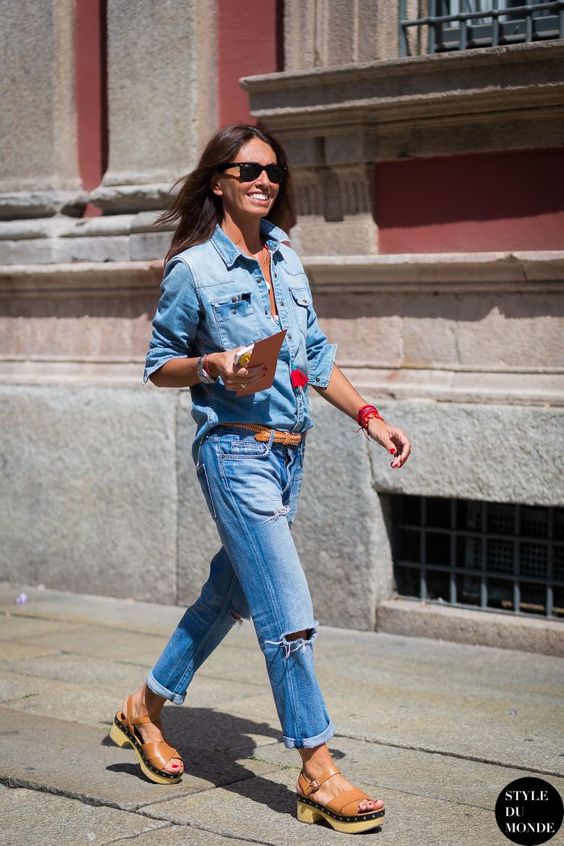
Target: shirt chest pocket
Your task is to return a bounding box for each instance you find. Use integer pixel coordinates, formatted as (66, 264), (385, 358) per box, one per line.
(210, 291), (259, 349)
(289, 287), (311, 337)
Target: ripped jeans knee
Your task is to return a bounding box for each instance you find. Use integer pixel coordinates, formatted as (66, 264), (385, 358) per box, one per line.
(263, 504), (290, 524)
(264, 620), (319, 660)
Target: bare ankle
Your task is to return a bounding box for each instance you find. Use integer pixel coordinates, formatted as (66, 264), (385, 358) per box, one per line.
(299, 744), (335, 775)
(142, 685), (166, 716)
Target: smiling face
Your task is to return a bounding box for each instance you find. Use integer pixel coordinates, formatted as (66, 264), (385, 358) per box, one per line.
(211, 138), (280, 224)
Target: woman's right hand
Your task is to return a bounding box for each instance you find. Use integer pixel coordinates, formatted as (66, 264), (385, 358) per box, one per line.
(207, 348), (267, 393)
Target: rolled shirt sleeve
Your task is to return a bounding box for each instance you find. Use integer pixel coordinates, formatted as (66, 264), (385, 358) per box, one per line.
(305, 289), (337, 389)
(143, 259), (201, 384)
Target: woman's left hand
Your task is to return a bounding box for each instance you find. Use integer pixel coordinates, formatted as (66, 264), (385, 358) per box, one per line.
(366, 418), (411, 469)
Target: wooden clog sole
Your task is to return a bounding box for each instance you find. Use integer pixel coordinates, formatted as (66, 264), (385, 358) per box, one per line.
(297, 795), (385, 833)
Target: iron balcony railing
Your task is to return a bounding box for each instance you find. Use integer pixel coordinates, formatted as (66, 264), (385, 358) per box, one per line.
(399, 0), (564, 55)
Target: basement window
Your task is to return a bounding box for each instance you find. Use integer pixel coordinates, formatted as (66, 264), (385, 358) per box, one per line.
(391, 495), (564, 619)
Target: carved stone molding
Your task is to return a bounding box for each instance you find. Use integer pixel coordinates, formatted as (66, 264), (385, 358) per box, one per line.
(0, 260), (162, 297)
(241, 41), (564, 162)
(288, 164), (377, 254)
(302, 250), (564, 293)
(293, 164), (373, 219)
(293, 169), (324, 217)
(88, 183), (175, 215)
(0, 212), (172, 265)
(0, 191), (88, 221)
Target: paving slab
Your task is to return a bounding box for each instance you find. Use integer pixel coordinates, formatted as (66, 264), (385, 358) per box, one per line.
(221, 682), (564, 779)
(0, 615), (79, 641)
(0, 654), (151, 696)
(249, 733), (564, 813)
(8, 624), (268, 687)
(107, 824), (258, 845)
(212, 629), (564, 776)
(11, 623), (169, 663)
(0, 649), (259, 702)
(0, 707), (281, 812)
(134, 762), (497, 846)
(318, 626), (564, 702)
(1, 677), (131, 728)
(0, 642), (58, 662)
(0, 784), (169, 846)
(0, 584), (186, 637)
(0, 585), (562, 846)
(313, 630), (564, 775)
(0, 670), (276, 732)
(0, 670), (51, 705)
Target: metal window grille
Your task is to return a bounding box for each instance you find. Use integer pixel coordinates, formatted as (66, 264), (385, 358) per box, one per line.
(390, 495), (564, 620)
(399, 0), (564, 55)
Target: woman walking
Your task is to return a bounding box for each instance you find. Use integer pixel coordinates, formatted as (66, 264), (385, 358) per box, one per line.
(110, 123), (411, 834)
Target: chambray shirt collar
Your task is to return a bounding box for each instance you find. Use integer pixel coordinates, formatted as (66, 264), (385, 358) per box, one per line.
(210, 218), (289, 269)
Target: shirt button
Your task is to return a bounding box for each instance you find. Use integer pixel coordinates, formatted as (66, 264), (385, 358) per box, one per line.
(288, 333), (292, 339)
(231, 296), (237, 303)
(280, 301), (285, 306)
(316, 377), (320, 382)
(264, 309), (268, 315)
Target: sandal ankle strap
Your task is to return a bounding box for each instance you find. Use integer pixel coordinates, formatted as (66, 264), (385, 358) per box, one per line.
(299, 766), (341, 796)
(125, 694), (162, 729)
(130, 713), (162, 727)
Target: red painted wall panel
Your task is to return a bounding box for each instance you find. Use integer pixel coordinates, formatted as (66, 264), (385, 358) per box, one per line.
(217, 0), (282, 127)
(75, 0), (107, 215)
(374, 149), (564, 253)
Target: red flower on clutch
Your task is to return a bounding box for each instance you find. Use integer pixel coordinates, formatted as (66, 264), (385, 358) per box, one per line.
(290, 369), (308, 388)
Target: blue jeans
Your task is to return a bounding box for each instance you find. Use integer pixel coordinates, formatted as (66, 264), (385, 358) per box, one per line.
(147, 427), (336, 750)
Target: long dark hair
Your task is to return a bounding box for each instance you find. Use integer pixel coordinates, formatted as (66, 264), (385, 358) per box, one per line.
(156, 124), (296, 264)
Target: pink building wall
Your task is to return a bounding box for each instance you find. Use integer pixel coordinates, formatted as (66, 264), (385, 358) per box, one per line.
(374, 148), (564, 253)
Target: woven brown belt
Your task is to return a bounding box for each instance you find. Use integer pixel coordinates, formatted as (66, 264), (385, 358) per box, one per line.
(216, 422), (303, 446)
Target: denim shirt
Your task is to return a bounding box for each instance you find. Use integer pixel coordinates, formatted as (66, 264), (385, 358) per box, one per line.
(143, 219), (337, 463)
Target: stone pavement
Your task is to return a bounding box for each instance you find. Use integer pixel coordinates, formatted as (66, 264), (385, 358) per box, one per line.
(1, 583), (563, 846)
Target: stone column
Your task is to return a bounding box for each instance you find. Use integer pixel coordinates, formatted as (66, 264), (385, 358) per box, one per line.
(276, 0), (398, 253)
(284, 0), (400, 71)
(0, 0), (82, 219)
(91, 0), (217, 214)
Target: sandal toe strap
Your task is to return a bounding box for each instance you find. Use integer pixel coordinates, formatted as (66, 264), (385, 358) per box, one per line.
(327, 787), (373, 816)
(143, 740), (182, 770)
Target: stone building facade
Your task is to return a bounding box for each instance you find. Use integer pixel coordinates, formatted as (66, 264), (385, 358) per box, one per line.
(1, 0), (562, 652)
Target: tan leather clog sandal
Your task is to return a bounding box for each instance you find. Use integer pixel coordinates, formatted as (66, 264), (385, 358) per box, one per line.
(109, 694), (183, 785)
(296, 766), (385, 834)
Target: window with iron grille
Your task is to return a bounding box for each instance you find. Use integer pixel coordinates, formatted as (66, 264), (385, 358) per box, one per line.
(399, 0), (563, 55)
(390, 495), (564, 619)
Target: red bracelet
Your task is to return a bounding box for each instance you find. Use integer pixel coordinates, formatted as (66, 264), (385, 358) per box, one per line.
(357, 404), (383, 429)
(202, 354), (218, 383)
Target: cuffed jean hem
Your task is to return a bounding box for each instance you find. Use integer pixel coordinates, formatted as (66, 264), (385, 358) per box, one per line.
(282, 719), (336, 750)
(146, 670), (185, 705)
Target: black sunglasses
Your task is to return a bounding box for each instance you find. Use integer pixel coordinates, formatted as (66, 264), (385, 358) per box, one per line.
(217, 161), (287, 184)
